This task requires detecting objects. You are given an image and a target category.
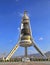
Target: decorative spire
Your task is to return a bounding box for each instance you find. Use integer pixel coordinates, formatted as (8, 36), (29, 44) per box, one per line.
(22, 11), (29, 20)
(24, 11), (27, 15)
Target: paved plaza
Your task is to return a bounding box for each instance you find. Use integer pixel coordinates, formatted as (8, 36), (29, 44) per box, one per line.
(0, 61), (50, 65)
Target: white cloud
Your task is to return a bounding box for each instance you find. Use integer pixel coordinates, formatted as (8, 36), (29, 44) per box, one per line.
(9, 40), (13, 43)
(18, 12), (23, 17)
(39, 37), (43, 41)
(17, 27), (20, 32)
(27, 13), (30, 17)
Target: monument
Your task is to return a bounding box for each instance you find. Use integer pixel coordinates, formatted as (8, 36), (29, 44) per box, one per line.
(5, 11), (46, 61)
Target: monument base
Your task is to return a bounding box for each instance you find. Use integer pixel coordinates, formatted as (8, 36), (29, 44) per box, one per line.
(22, 57), (30, 62)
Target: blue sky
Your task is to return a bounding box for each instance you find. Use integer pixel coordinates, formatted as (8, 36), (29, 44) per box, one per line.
(0, 0), (50, 57)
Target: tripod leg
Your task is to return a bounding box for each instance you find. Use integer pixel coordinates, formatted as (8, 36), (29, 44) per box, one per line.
(6, 44), (19, 60)
(32, 39), (46, 58)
